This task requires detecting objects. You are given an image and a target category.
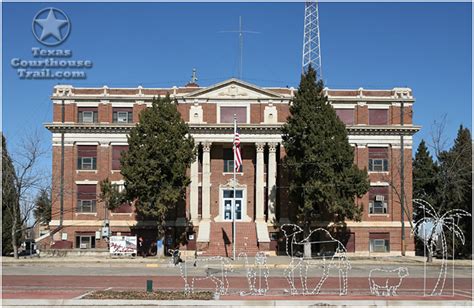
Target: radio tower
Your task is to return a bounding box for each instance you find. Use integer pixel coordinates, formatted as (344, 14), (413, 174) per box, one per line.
(302, 0), (322, 80)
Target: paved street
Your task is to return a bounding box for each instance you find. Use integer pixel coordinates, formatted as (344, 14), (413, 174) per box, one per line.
(2, 256), (472, 303)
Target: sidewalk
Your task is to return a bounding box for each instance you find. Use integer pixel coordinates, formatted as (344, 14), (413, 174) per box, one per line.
(2, 298), (472, 307)
(2, 255), (472, 267)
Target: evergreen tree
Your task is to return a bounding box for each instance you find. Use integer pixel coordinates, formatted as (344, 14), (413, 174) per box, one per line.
(438, 126), (472, 257)
(412, 140), (439, 219)
(99, 178), (126, 211)
(2, 135), (21, 256)
(282, 66), (369, 239)
(412, 139), (439, 255)
(121, 95), (195, 246)
(33, 188), (52, 225)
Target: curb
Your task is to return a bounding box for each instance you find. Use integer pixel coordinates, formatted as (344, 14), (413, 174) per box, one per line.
(2, 299), (472, 307)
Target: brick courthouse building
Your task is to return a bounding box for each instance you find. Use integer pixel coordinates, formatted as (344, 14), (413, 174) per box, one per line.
(44, 78), (419, 256)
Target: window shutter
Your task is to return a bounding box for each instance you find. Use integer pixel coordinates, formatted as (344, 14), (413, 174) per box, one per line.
(335, 109), (354, 125)
(220, 107), (247, 123)
(368, 109), (388, 125)
(77, 145), (97, 158)
(77, 184), (97, 200)
(112, 145), (128, 170)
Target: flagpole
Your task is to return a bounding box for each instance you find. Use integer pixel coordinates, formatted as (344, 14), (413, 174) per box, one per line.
(233, 115), (237, 260)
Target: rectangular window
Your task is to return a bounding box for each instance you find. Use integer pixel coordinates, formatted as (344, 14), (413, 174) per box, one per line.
(112, 145), (129, 170)
(369, 233), (390, 252)
(368, 147), (389, 172)
(113, 108), (133, 123)
(369, 109), (388, 125)
(77, 184), (97, 213)
(75, 234), (96, 249)
(77, 145), (97, 170)
(220, 106), (247, 123)
(78, 107), (98, 123)
(223, 148), (242, 172)
(369, 186), (389, 214)
(335, 109), (354, 125)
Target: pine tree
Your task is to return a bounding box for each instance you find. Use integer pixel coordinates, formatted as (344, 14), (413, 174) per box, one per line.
(33, 188), (52, 225)
(412, 139), (439, 256)
(282, 66), (369, 240)
(412, 140), (438, 219)
(2, 135), (21, 256)
(438, 126), (472, 258)
(121, 95), (195, 247)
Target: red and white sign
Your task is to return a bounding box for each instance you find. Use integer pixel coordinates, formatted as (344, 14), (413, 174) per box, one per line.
(109, 236), (137, 256)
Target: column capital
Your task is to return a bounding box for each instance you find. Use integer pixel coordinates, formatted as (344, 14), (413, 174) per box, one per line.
(202, 142), (212, 152)
(256, 142), (265, 153)
(268, 142), (278, 153)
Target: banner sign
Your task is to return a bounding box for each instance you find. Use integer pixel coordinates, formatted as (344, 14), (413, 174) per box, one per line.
(109, 236), (137, 256)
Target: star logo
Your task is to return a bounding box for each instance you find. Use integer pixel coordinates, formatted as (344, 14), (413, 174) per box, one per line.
(32, 8), (71, 46)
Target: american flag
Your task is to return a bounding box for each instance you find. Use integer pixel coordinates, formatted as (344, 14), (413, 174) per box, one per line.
(233, 130), (242, 172)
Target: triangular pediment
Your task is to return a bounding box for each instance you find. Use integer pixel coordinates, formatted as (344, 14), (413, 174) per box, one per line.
(184, 78), (283, 99)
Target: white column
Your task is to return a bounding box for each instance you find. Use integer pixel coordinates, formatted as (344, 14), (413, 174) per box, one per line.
(267, 142), (277, 224)
(189, 143), (199, 224)
(255, 142), (265, 222)
(201, 142), (212, 221)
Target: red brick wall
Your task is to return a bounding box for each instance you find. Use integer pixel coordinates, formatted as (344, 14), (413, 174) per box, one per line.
(391, 105), (413, 125)
(356, 105), (368, 125)
(98, 104), (111, 123)
(133, 103), (146, 123)
(202, 104), (216, 123)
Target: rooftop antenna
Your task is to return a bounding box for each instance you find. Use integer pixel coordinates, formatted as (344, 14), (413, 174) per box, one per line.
(302, 1), (323, 80)
(220, 16), (260, 80)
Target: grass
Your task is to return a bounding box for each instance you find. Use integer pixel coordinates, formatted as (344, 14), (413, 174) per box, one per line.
(83, 290), (214, 300)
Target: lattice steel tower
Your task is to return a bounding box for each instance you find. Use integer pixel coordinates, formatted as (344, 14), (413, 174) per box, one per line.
(302, 1), (322, 80)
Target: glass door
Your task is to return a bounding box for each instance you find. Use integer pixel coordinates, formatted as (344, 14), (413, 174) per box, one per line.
(222, 190), (243, 221)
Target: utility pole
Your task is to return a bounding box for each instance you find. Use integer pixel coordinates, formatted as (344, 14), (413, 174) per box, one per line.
(400, 101), (406, 256)
(60, 97), (65, 227)
(302, 0), (323, 80)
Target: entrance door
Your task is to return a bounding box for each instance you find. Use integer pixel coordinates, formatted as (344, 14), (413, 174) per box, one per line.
(223, 190), (243, 221)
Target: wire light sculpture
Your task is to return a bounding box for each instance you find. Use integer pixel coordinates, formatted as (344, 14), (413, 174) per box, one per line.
(412, 199), (471, 296)
(368, 267), (409, 296)
(281, 224), (351, 296)
(239, 251), (270, 296)
(169, 249), (231, 296)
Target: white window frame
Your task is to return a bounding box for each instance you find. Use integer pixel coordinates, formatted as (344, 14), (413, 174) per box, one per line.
(117, 111), (130, 123)
(77, 200), (96, 213)
(217, 186), (249, 222)
(217, 102), (250, 124)
(369, 200), (388, 214)
(80, 157), (94, 170)
(222, 189), (244, 221)
(368, 158), (388, 172)
(370, 239), (389, 253)
(77, 235), (95, 249)
(82, 111), (94, 123)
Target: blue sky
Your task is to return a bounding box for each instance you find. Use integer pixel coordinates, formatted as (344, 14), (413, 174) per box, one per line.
(2, 2), (472, 171)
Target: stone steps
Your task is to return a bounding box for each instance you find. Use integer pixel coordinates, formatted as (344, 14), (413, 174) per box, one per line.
(202, 222), (259, 256)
